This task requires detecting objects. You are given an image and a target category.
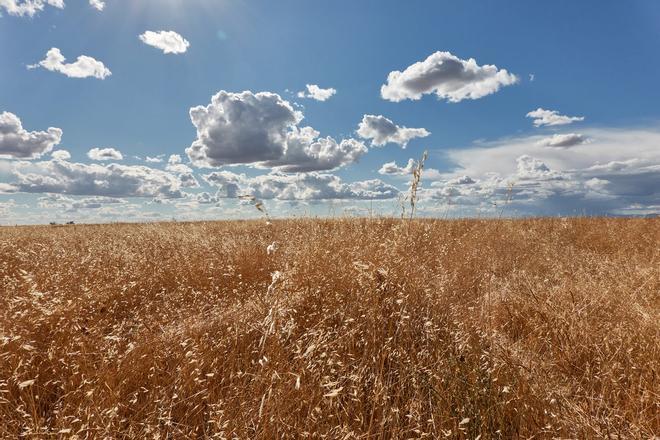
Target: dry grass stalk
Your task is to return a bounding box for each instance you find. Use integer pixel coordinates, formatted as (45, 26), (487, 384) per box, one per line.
(0, 217), (658, 438)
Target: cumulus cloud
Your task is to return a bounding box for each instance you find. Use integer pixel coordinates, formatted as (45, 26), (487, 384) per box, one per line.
(526, 108), (584, 127)
(87, 147), (123, 161)
(537, 133), (589, 148)
(379, 159), (416, 175)
(381, 51), (518, 103)
(29, 48), (111, 79)
(51, 150), (71, 160)
(89, 0), (104, 11)
(297, 84), (337, 101)
(186, 90), (367, 172)
(424, 127), (660, 216)
(203, 171), (399, 201)
(0, 111), (63, 159)
(9, 158), (185, 199)
(139, 30), (190, 54)
(164, 154), (199, 188)
(0, 0), (63, 17)
(357, 114), (430, 147)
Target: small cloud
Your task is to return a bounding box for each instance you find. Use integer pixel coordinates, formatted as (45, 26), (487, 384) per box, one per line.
(357, 114), (430, 147)
(145, 155), (165, 163)
(87, 147), (123, 161)
(381, 51), (518, 103)
(526, 108), (584, 127)
(297, 84), (337, 102)
(89, 0), (104, 11)
(29, 48), (111, 79)
(139, 30), (190, 54)
(537, 133), (589, 148)
(529, 73), (535, 82)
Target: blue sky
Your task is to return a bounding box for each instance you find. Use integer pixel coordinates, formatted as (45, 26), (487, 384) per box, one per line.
(1, 0), (659, 223)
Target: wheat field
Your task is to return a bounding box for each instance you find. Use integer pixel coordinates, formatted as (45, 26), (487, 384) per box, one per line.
(0, 218), (658, 438)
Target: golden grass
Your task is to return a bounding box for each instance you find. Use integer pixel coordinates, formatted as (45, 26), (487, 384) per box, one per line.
(0, 218), (658, 438)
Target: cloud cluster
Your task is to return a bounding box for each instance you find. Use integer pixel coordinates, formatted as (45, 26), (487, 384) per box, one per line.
(0, 0), (63, 17)
(424, 127), (660, 215)
(297, 84), (337, 101)
(381, 51), (518, 103)
(139, 31), (190, 55)
(203, 170), (399, 201)
(38, 194), (125, 212)
(357, 114), (429, 147)
(10, 158), (186, 199)
(87, 147), (123, 161)
(186, 90), (367, 172)
(526, 108), (584, 127)
(0, 111), (63, 159)
(29, 48), (111, 79)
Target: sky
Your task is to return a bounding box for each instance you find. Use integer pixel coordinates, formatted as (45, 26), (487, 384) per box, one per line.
(1, 0), (659, 224)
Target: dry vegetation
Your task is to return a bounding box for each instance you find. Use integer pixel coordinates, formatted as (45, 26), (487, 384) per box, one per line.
(0, 218), (658, 438)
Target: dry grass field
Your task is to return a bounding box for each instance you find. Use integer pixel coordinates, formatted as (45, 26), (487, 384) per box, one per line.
(0, 218), (658, 438)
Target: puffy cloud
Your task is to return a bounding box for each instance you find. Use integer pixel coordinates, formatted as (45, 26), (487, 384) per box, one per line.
(297, 84), (337, 101)
(51, 150), (71, 160)
(381, 51), (518, 103)
(379, 159), (416, 175)
(203, 170), (399, 201)
(537, 133), (589, 148)
(9, 159), (185, 199)
(87, 147), (123, 161)
(0, 0), (63, 17)
(29, 48), (111, 79)
(261, 127), (367, 172)
(164, 155), (199, 188)
(0, 111), (62, 159)
(89, 0), (104, 11)
(139, 31), (190, 54)
(357, 114), (430, 147)
(424, 126), (660, 215)
(526, 108), (584, 127)
(186, 90), (367, 172)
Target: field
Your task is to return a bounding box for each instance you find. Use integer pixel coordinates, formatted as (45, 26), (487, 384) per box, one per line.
(0, 218), (658, 438)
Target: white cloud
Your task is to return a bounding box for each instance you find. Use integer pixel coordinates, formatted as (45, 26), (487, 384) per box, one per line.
(51, 149), (71, 160)
(38, 194), (125, 212)
(87, 147), (123, 161)
(381, 51), (518, 103)
(379, 159), (416, 175)
(10, 158), (185, 199)
(526, 108), (584, 127)
(357, 114), (430, 147)
(0, 0), (63, 17)
(29, 48), (111, 79)
(424, 126), (660, 215)
(145, 155), (165, 163)
(164, 155), (199, 188)
(139, 30), (190, 54)
(89, 0), (104, 11)
(537, 133), (589, 148)
(203, 171), (399, 201)
(297, 84), (337, 101)
(0, 111), (62, 159)
(186, 90), (367, 172)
